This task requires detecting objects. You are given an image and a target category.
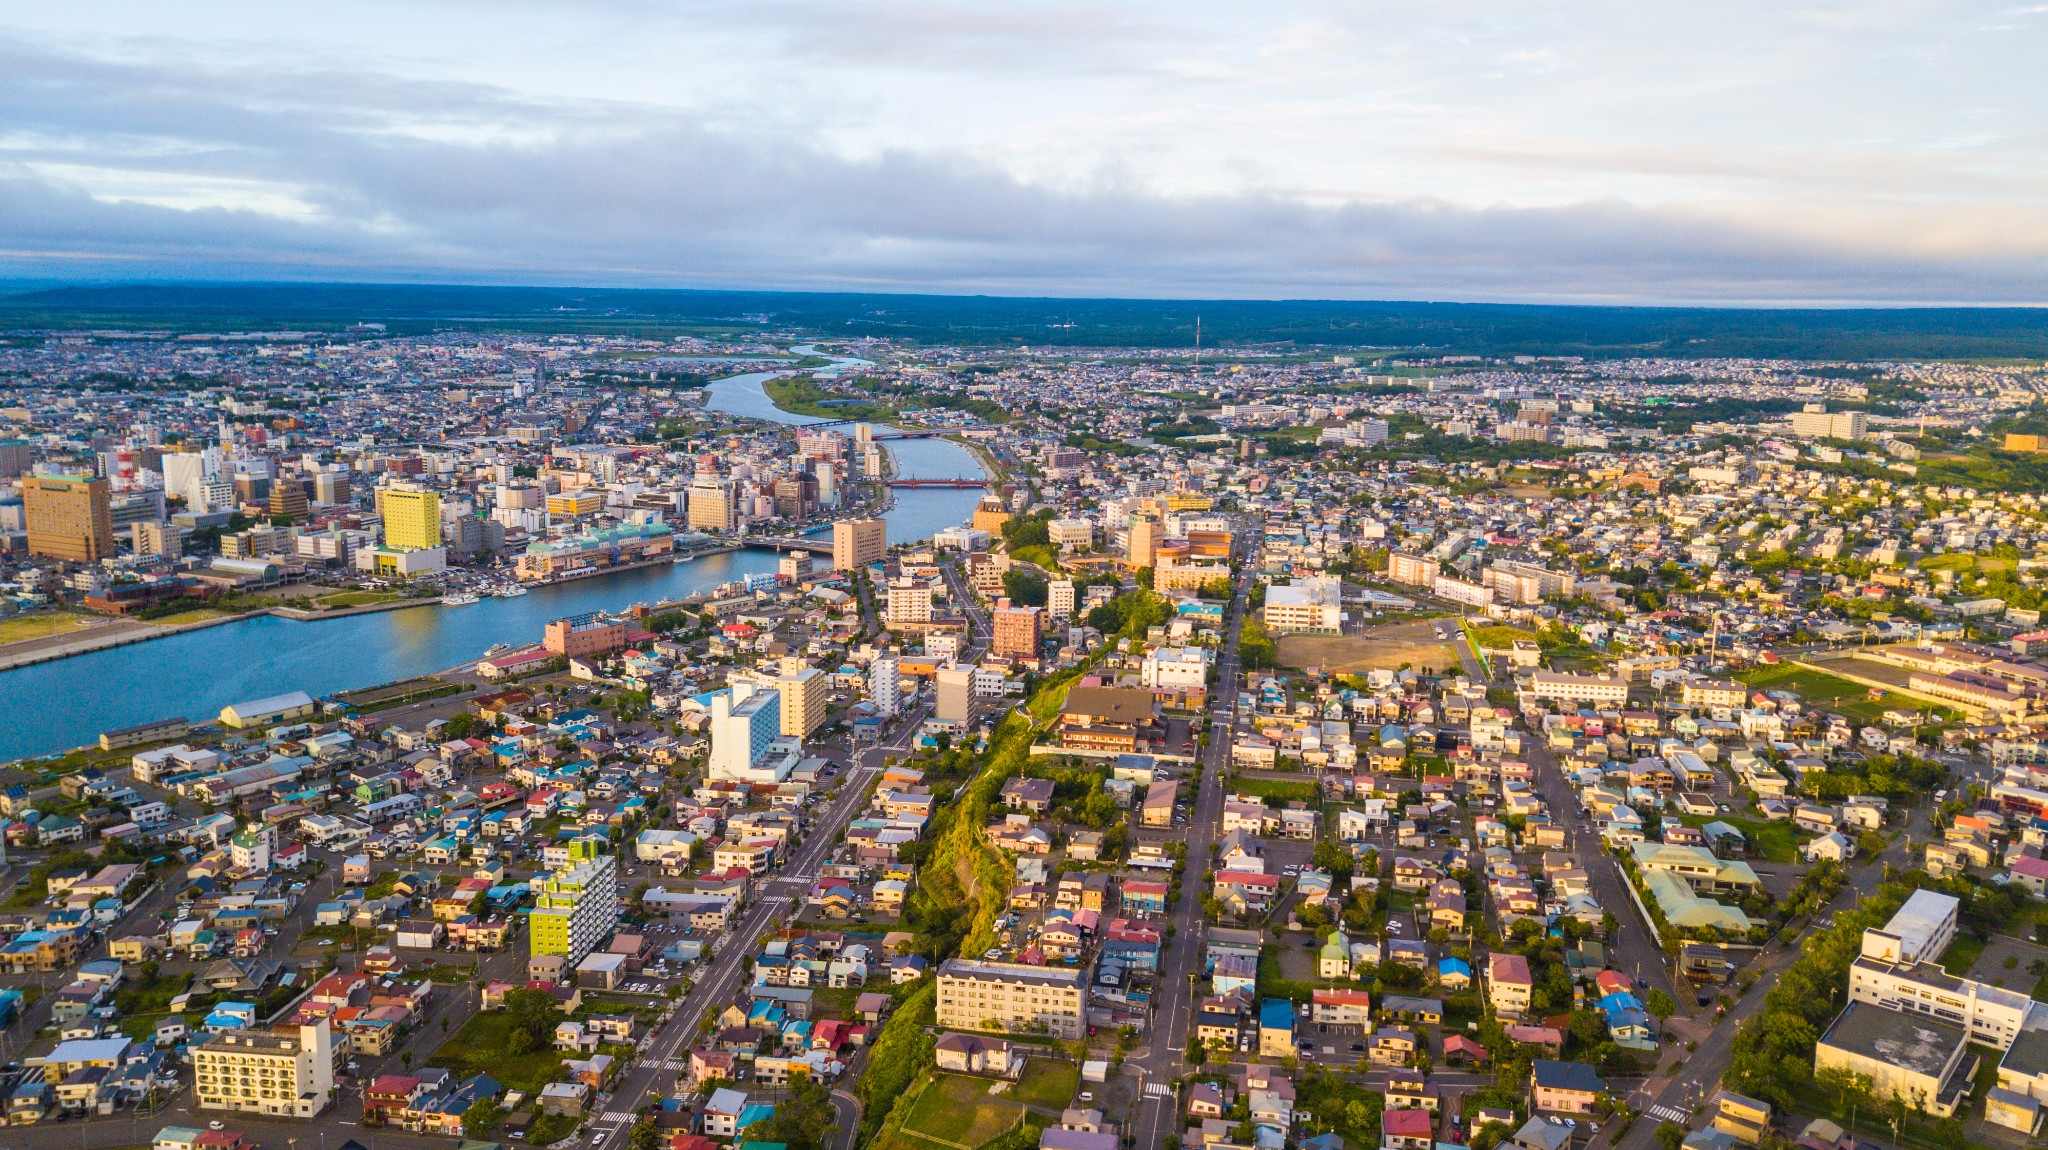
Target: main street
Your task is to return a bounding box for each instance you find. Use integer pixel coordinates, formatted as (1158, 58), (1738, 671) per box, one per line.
(1132, 535), (1257, 1150)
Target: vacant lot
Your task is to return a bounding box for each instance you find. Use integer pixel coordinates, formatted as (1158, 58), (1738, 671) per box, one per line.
(430, 1011), (566, 1094)
(895, 1074), (1026, 1149)
(0, 612), (101, 644)
(1276, 617), (1458, 675)
(1739, 661), (1950, 726)
(1012, 1060), (1080, 1111)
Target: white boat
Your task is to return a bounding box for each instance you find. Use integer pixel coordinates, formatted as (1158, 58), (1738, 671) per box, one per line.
(494, 585), (529, 598)
(441, 593), (481, 606)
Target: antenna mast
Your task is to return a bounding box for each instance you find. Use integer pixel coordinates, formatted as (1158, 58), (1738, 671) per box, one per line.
(1194, 316), (1202, 370)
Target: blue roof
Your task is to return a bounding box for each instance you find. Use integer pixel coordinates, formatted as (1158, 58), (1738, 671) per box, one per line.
(1259, 998), (1295, 1029)
(1438, 957), (1472, 977)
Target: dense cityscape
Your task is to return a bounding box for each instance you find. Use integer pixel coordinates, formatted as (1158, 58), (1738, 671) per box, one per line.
(2, 318), (2048, 1150)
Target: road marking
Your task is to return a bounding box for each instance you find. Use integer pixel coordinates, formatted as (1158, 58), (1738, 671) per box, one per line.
(1647, 1104), (1691, 1125)
(601, 1109), (638, 1122)
(1145, 1083), (1173, 1098)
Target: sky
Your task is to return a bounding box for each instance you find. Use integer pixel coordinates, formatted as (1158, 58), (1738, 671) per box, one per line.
(1, 1), (2045, 305)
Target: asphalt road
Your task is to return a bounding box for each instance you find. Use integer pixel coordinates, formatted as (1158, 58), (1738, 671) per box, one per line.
(1131, 540), (1255, 1150)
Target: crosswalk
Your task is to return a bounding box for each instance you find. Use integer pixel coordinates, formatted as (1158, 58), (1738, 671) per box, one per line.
(1646, 1104), (1691, 1125)
(600, 1110), (637, 1123)
(1144, 1084), (1173, 1098)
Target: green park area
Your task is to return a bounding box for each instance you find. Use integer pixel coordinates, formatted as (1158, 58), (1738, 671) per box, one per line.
(1736, 662), (1948, 726)
(0, 611), (98, 644)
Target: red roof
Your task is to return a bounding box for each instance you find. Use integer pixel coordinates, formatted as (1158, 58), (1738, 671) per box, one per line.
(1383, 1109), (1434, 1136)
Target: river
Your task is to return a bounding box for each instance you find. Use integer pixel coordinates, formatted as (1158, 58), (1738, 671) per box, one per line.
(0, 358), (987, 762)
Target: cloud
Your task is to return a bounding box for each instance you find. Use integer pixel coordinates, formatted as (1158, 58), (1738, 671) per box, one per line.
(0, 27), (2045, 305)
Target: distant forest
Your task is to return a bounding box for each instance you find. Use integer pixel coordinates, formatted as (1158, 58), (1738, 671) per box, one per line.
(4, 282), (2048, 360)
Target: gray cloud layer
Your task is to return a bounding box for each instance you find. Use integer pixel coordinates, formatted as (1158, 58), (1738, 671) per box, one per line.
(1, 34), (2045, 304)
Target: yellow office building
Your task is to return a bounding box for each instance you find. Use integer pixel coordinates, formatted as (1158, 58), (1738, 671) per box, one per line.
(380, 484), (441, 551)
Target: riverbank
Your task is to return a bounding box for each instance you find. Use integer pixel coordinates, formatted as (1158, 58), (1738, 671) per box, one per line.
(950, 436), (1009, 486)
(0, 609), (254, 672)
(763, 376), (898, 423)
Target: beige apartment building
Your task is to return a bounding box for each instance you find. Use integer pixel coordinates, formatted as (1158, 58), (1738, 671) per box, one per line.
(886, 577), (933, 626)
(191, 1020), (336, 1118)
(937, 959), (1087, 1039)
(833, 517), (887, 571)
(773, 663), (829, 738)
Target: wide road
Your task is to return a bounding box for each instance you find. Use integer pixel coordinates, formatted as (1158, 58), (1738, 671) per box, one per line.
(1132, 533), (1257, 1150)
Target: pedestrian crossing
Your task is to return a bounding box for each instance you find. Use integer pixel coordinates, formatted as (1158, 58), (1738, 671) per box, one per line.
(660, 1058), (688, 1071)
(600, 1110), (637, 1123)
(1646, 1105), (1691, 1125)
(1144, 1084), (1173, 1098)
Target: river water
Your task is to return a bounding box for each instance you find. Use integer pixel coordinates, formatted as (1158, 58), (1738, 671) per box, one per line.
(0, 362), (985, 762)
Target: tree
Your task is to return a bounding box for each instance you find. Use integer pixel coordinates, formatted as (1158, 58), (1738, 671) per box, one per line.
(744, 1080), (837, 1150)
(1644, 988), (1676, 1037)
(629, 1122), (663, 1150)
(463, 1098), (506, 1137)
(1653, 1121), (1686, 1150)
(1002, 567), (1049, 607)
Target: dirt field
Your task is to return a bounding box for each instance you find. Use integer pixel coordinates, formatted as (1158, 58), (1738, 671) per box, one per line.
(1275, 617), (1459, 674)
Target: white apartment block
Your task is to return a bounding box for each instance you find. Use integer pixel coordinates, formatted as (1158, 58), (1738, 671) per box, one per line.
(1432, 576), (1494, 609)
(1262, 576), (1343, 635)
(1141, 646), (1210, 689)
(1519, 671), (1629, 707)
(886, 577), (933, 626)
(1849, 954), (2039, 1051)
(1047, 579), (1076, 620)
(191, 1020), (336, 1118)
(937, 959), (1087, 1039)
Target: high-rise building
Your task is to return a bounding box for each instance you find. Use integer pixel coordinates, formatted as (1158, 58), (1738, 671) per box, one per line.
(993, 603), (1043, 658)
(1127, 514), (1162, 571)
(132, 521), (181, 561)
(773, 661), (829, 738)
(709, 682), (783, 781)
(833, 517), (887, 572)
(869, 654), (901, 718)
(312, 471), (351, 506)
(1789, 408), (1868, 441)
(935, 667), (974, 723)
(688, 479), (736, 532)
(546, 489), (605, 519)
(24, 474), (114, 563)
(161, 451), (207, 504)
(1048, 579), (1076, 621)
(381, 483), (441, 551)
(529, 837), (618, 966)
(886, 577), (933, 626)
(268, 481), (308, 522)
(971, 494), (1012, 535)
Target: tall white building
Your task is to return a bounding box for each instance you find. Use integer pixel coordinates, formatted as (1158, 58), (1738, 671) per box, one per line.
(709, 682), (789, 782)
(870, 654), (901, 718)
(1047, 579), (1076, 621)
(887, 577), (933, 626)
